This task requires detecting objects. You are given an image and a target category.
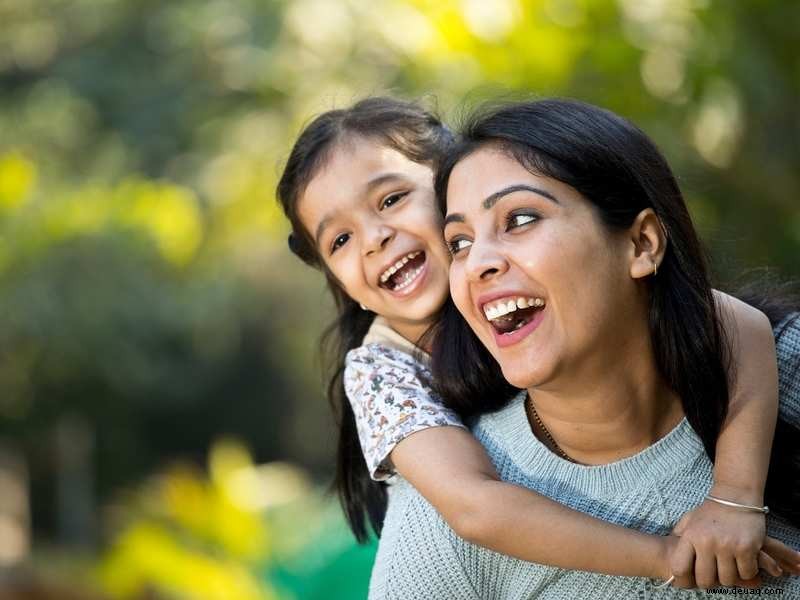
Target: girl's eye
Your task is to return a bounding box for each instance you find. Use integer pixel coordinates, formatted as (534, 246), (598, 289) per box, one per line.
(506, 212), (539, 230)
(331, 233), (350, 253)
(380, 191), (409, 210)
(447, 237), (472, 255)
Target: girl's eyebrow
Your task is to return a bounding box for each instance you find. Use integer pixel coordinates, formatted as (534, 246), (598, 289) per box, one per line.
(444, 183), (558, 227)
(315, 215), (335, 245)
(363, 172), (407, 193)
(315, 173), (410, 243)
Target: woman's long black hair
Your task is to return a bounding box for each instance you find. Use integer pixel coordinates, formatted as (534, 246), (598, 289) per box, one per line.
(431, 98), (800, 525)
(276, 97), (453, 542)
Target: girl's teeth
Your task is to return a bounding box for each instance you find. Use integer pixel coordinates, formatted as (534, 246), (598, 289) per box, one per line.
(380, 251), (423, 284)
(393, 265), (423, 290)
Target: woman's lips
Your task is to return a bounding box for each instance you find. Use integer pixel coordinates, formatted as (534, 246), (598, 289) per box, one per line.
(491, 306), (546, 348)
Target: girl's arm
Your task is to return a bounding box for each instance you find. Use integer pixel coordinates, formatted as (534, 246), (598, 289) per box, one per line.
(345, 344), (671, 579)
(391, 425), (671, 579)
(667, 291), (800, 588)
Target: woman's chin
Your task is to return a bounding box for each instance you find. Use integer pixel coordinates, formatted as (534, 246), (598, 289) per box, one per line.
(501, 364), (546, 390)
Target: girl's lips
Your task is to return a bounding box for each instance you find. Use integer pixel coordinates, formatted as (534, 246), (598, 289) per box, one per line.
(382, 254), (429, 299)
(492, 306), (546, 348)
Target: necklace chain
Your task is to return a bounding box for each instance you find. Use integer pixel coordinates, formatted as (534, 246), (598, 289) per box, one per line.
(525, 393), (577, 463)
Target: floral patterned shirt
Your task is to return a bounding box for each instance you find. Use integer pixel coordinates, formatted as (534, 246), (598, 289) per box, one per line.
(343, 318), (465, 481)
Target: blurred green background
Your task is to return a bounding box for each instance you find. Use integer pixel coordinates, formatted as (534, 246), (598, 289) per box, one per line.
(0, 0), (797, 598)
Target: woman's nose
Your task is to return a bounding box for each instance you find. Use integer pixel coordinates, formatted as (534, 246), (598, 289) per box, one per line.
(363, 224), (395, 256)
(465, 242), (508, 282)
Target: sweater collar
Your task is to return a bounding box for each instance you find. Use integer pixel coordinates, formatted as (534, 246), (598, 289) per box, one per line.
(478, 392), (705, 496)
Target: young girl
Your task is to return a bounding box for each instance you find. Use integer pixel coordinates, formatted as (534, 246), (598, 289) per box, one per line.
(277, 97), (800, 588)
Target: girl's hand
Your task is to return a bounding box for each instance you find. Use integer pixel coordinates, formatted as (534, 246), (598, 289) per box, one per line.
(668, 496), (800, 589)
(670, 497), (765, 588)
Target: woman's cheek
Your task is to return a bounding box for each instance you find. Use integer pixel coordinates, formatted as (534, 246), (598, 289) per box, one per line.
(449, 265), (470, 315)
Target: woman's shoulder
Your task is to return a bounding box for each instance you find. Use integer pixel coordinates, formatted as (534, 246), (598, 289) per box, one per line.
(775, 312), (800, 425)
(775, 312), (800, 357)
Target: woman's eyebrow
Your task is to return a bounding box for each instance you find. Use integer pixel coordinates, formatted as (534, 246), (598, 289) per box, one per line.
(482, 184), (558, 209)
(444, 183), (558, 227)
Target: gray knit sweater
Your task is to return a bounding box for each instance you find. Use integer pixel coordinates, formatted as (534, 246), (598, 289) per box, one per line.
(369, 314), (800, 599)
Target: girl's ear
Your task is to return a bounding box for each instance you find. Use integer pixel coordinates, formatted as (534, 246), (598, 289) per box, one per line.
(628, 208), (667, 279)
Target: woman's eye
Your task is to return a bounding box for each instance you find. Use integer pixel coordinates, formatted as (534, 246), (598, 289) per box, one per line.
(331, 233), (350, 253)
(507, 212), (538, 230)
(447, 238), (472, 255)
(380, 191), (409, 210)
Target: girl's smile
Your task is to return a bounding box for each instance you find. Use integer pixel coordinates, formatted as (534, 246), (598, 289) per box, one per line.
(297, 137), (451, 343)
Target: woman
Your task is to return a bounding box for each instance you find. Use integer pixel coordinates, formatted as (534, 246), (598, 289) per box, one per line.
(367, 98), (800, 598)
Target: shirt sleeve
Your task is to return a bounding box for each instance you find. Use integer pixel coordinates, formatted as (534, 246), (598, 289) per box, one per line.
(344, 343), (466, 481)
(775, 312), (800, 427)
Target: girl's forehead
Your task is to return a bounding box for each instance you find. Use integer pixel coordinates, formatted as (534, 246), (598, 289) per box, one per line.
(320, 138), (422, 180)
(297, 139), (434, 237)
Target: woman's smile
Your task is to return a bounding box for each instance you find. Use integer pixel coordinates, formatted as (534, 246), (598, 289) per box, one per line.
(444, 145), (637, 389)
(478, 292), (548, 347)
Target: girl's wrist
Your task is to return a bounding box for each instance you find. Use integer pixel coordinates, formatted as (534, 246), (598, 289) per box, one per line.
(709, 480), (765, 507)
(645, 535), (674, 581)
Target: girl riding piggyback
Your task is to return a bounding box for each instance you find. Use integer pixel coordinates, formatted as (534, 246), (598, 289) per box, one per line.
(277, 96), (800, 590)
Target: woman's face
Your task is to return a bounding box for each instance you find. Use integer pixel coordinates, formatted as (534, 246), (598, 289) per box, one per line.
(443, 146), (644, 390)
(297, 137), (451, 341)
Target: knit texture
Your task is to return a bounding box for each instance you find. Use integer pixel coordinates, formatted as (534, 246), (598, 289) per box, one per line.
(369, 314), (800, 599)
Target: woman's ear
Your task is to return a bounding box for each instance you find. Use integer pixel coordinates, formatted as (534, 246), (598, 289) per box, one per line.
(628, 208), (667, 280)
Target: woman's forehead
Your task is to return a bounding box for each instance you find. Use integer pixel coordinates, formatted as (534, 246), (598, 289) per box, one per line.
(446, 148), (542, 211)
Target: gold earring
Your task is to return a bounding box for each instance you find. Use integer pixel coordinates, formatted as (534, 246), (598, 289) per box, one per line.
(359, 303), (367, 310)
(652, 260), (658, 276)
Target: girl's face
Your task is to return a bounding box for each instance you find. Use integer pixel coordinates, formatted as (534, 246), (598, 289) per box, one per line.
(297, 137), (451, 342)
(443, 147), (644, 390)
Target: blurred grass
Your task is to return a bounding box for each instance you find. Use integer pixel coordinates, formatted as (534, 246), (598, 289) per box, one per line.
(95, 440), (374, 600)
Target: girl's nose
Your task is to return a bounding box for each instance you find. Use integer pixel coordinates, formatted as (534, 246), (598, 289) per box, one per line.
(465, 241), (508, 282)
(363, 224), (395, 256)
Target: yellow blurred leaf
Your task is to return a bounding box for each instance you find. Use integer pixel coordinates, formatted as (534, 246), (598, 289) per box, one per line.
(0, 151), (37, 212)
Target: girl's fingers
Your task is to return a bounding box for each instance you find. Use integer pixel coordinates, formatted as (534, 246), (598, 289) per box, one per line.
(695, 550), (718, 589)
(758, 550), (783, 578)
(717, 555), (739, 587)
(735, 551), (759, 581)
(670, 538), (697, 589)
(762, 537), (800, 575)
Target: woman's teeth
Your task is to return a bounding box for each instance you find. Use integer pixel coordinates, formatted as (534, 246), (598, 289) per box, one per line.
(484, 297), (544, 321)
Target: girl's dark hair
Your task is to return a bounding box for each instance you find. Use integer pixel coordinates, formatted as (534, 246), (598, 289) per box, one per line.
(431, 98), (800, 525)
(276, 97), (453, 542)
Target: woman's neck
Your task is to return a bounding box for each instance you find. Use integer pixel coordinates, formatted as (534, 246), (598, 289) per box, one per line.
(527, 345), (685, 465)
